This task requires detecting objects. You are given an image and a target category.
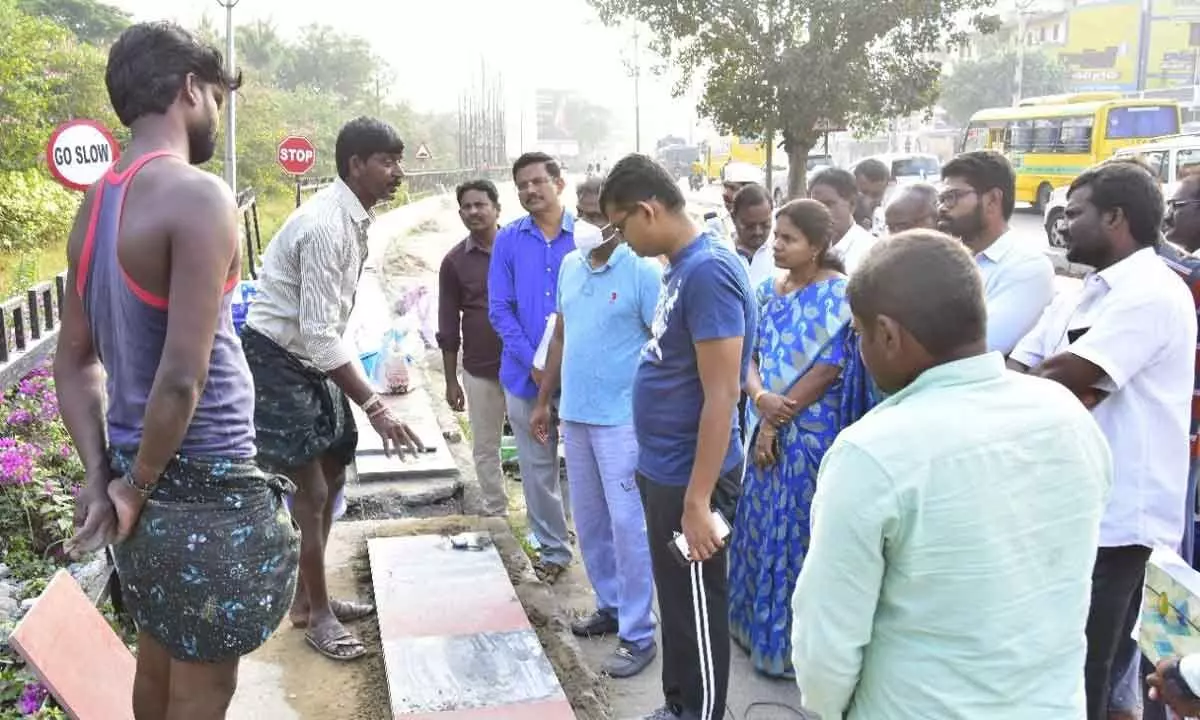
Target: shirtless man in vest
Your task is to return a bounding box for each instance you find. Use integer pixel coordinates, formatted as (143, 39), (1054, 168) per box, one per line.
(55, 22), (299, 719)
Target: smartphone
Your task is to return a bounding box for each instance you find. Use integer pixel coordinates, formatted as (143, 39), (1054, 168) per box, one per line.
(668, 510), (732, 566)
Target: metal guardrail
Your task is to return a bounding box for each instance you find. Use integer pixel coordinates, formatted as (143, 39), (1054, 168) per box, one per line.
(1, 167), (509, 385)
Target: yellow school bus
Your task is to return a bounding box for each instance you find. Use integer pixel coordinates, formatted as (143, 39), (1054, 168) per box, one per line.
(698, 135), (768, 181)
(961, 93), (1182, 209)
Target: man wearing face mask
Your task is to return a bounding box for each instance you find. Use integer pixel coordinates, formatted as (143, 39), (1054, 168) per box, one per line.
(531, 201), (663, 679)
(938, 151), (1054, 355)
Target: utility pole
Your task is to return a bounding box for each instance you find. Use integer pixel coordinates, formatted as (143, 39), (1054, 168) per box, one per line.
(216, 0), (239, 191)
(1013, 0), (1035, 104)
(633, 28), (642, 153)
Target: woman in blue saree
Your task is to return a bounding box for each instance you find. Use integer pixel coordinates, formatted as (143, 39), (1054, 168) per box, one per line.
(728, 198), (876, 679)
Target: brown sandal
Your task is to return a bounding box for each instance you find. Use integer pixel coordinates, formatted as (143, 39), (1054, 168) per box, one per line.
(291, 598), (376, 628)
(305, 624), (367, 662)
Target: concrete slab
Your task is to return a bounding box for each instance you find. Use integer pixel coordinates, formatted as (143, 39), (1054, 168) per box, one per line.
(369, 535), (526, 638)
(368, 534), (574, 719)
(383, 631), (565, 716)
(353, 398), (457, 482)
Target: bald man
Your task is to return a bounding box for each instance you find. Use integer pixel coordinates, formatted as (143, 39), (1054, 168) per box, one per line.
(884, 183), (938, 235)
(791, 231), (1110, 720)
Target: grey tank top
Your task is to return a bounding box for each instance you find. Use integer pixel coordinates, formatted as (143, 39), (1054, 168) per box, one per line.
(78, 150), (256, 457)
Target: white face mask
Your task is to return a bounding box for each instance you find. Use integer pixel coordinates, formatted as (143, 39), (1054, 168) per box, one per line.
(574, 221), (608, 254)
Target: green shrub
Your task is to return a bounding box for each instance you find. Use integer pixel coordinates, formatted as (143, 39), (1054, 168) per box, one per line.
(0, 170), (78, 255)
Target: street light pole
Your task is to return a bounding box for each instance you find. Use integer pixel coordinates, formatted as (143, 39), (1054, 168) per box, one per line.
(633, 28), (641, 153)
(216, 0), (240, 192)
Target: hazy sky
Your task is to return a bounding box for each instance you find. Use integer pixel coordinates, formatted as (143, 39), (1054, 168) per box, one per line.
(107, 0), (708, 153)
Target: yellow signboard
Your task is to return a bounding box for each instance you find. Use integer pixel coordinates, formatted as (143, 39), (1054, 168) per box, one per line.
(1057, 2), (1141, 91)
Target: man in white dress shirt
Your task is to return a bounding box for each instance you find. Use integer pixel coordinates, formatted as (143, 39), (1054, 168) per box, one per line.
(809, 167), (878, 275)
(939, 150), (1055, 355)
(730, 183), (776, 290)
(1008, 161), (1196, 720)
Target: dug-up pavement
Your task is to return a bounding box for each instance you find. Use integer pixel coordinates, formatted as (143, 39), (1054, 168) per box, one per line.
(227, 182), (813, 720)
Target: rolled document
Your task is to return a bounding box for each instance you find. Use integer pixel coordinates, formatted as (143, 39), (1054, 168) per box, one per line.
(533, 313), (558, 371)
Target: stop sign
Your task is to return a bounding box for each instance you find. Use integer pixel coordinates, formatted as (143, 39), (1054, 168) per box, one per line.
(278, 135), (316, 175)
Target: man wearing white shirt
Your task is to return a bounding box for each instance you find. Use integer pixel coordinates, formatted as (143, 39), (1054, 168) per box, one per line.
(940, 151), (1055, 355)
(809, 168), (878, 275)
(703, 161), (761, 252)
(1008, 162), (1196, 720)
(730, 183), (776, 290)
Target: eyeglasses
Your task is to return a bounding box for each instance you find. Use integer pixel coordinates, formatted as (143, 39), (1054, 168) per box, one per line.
(937, 188), (977, 208)
(601, 210), (638, 241)
(1168, 198), (1200, 210)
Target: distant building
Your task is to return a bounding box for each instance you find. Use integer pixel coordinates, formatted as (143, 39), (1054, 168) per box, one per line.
(954, 0), (1200, 106)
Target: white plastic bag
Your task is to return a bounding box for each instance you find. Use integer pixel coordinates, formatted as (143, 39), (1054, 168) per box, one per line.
(374, 328), (411, 395)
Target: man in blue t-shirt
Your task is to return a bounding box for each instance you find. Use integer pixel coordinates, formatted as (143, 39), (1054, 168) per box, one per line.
(600, 153), (756, 720)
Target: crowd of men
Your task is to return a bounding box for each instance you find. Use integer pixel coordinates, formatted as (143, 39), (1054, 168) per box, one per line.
(46, 18), (1200, 720)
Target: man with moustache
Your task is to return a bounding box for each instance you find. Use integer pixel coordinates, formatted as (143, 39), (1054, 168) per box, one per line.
(704, 162), (761, 250)
(243, 117), (422, 662)
(55, 22), (300, 716)
(884, 183), (939, 234)
(809, 168), (878, 275)
(1009, 162), (1196, 720)
(853, 157), (892, 234)
(731, 183), (776, 289)
(939, 151), (1055, 355)
(439, 179), (506, 516)
(488, 152), (575, 584)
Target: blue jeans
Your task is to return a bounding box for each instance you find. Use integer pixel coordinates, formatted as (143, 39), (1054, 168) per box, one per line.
(562, 421), (656, 649)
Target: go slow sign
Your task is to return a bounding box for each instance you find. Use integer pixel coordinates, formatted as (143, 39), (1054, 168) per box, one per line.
(46, 119), (120, 191)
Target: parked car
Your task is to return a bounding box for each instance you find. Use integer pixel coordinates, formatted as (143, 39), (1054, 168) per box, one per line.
(856, 153), (942, 186)
(768, 153), (834, 205)
(1043, 185), (1069, 249)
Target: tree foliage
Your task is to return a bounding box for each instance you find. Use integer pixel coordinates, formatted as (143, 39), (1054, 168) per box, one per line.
(0, 0), (461, 287)
(939, 51), (1069, 126)
(16, 0), (129, 45)
(588, 0), (997, 198)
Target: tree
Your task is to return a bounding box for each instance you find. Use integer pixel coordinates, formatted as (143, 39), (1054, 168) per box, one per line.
(939, 51), (1068, 126)
(16, 0), (128, 45)
(562, 96), (615, 156)
(589, 0), (997, 198)
(280, 24), (376, 102)
(237, 19), (292, 82)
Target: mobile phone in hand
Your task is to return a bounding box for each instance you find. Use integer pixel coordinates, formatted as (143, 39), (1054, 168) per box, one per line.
(668, 510), (732, 566)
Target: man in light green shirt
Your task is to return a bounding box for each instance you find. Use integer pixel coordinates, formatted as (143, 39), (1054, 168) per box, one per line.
(791, 230), (1112, 720)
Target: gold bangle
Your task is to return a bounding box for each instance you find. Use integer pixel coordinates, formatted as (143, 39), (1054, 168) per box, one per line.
(752, 389), (768, 407)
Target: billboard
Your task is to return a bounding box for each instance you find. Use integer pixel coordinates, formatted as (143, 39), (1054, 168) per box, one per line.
(536, 89), (573, 142)
(1057, 1), (1141, 92)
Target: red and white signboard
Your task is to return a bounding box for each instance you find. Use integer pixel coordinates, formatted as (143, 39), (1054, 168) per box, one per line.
(278, 135), (316, 175)
(46, 119), (120, 191)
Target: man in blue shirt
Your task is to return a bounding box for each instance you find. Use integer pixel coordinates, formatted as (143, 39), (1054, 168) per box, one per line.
(531, 179), (663, 679)
(487, 152), (574, 581)
(601, 154), (755, 720)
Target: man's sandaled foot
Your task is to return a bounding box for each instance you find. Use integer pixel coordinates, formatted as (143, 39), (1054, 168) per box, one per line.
(305, 622), (367, 662)
(291, 598), (376, 628)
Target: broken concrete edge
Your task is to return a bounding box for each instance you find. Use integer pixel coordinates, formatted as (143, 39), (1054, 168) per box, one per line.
(352, 516), (612, 720)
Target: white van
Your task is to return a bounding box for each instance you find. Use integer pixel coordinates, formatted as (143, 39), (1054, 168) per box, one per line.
(1041, 133), (1198, 245)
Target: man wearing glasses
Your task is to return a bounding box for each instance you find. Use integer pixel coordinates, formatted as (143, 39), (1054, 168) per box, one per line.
(488, 152), (575, 583)
(530, 191), (663, 678)
(938, 150), (1055, 355)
